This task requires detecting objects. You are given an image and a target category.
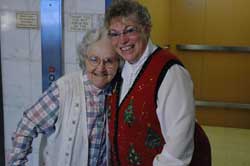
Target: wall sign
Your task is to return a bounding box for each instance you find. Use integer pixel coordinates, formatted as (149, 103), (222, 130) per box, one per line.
(69, 14), (92, 32)
(16, 11), (39, 29)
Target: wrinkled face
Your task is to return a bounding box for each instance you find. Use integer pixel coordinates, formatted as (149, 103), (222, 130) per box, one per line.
(108, 16), (149, 64)
(85, 38), (119, 89)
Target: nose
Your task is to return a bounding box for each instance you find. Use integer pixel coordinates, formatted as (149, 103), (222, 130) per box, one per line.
(119, 33), (129, 44)
(96, 61), (106, 71)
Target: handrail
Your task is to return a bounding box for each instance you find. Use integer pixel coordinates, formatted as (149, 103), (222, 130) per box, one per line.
(196, 100), (250, 110)
(176, 44), (250, 53)
(175, 44), (250, 110)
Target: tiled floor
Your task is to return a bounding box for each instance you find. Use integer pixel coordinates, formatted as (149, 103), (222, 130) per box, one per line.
(203, 126), (250, 166)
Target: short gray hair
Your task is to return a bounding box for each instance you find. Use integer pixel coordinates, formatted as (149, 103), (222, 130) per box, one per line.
(77, 27), (108, 69)
(105, 0), (152, 30)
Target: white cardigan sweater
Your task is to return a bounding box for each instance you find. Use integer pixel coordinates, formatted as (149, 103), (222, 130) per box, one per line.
(39, 71), (89, 166)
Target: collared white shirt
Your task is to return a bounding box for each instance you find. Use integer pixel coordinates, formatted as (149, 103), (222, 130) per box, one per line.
(120, 39), (157, 103)
(120, 40), (195, 166)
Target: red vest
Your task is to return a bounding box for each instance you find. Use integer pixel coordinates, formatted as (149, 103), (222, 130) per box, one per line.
(108, 48), (211, 166)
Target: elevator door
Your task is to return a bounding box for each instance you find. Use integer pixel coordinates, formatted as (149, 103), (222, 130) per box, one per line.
(169, 0), (250, 129)
(139, 0), (250, 129)
(0, 16), (5, 166)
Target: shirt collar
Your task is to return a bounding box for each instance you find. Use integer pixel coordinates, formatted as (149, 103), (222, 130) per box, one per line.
(122, 39), (157, 78)
(83, 72), (111, 96)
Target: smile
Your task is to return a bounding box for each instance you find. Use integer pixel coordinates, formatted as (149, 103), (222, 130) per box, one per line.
(120, 44), (134, 51)
(93, 72), (109, 77)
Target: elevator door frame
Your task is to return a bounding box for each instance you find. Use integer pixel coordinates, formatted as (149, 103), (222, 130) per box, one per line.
(0, 16), (6, 166)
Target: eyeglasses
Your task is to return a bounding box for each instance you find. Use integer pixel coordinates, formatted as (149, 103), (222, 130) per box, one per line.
(108, 26), (139, 40)
(86, 56), (118, 68)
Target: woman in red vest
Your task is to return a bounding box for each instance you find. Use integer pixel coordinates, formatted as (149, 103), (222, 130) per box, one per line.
(105, 1), (211, 166)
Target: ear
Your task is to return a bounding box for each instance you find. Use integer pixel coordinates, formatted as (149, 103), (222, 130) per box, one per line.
(143, 25), (151, 36)
(139, 24), (151, 40)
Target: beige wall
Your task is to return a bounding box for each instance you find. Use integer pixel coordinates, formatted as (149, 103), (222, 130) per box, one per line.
(139, 0), (250, 129)
(138, 0), (171, 47)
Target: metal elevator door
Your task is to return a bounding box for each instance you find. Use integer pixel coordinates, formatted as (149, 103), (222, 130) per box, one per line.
(41, 0), (63, 91)
(0, 16), (6, 166)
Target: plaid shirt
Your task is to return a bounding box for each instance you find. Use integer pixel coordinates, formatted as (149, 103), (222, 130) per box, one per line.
(9, 73), (109, 166)
(83, 74), (108, 166)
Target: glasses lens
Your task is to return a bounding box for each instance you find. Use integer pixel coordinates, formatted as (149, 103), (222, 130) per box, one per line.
(108, 32), (120, 39)
(87, 56), (99, 66)
(108, 26), (138, 40)
(104, 58), (117, 68)
(124, 27), (138, 35)
(87, 56), (117, 68)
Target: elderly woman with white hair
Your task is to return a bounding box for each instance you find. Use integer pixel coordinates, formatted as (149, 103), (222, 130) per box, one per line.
(9, 27), (120, 166)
